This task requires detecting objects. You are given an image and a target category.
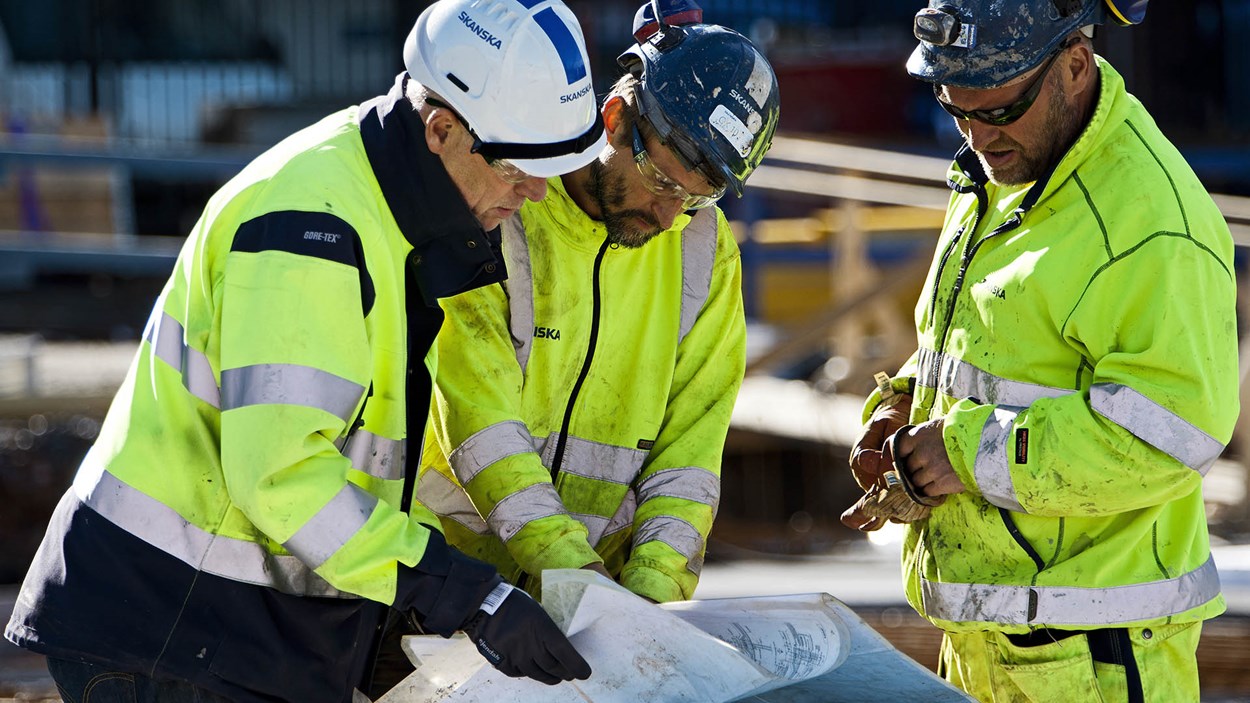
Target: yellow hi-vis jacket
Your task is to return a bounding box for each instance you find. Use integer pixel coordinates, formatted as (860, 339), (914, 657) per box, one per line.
(6, 75), (504, 703)
(419, 177), (746, 603)
(871, 58), (1237, 633)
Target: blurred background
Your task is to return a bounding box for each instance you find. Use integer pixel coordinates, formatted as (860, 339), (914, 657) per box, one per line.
(2, 0), (1250, 700)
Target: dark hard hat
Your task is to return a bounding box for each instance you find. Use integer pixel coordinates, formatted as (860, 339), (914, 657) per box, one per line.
(906, 0), (1148, 89)
(618, 21), (779, 197)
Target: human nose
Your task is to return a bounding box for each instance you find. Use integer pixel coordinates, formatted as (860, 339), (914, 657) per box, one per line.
(516, 176), (547, 202)
(963, 119), (1001, 150)
(651, 195), (685, 229)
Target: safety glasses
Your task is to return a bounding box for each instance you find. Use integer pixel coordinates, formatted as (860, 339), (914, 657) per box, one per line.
(426, 98), (536, 185)
(933, 39), (1076, 127)
(631, 122), (724, 210)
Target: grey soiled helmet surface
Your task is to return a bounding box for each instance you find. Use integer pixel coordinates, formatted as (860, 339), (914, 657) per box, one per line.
(618, 23), (780, 197)
(907, 0), (1105, 89)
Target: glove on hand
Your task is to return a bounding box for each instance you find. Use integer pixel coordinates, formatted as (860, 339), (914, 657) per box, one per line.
(461, 583), (592, 685)
(841, 423), (940, 530)
(848, 392), (913, 492)
(397, 530), (591, 685)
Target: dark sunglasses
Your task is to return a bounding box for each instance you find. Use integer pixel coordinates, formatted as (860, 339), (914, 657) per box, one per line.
(934, 38), (1077, 126)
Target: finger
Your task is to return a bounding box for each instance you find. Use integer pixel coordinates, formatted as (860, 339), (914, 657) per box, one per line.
(543, 635), (592, 681)
(849, 449), (887, 490)
(840, 503), (885, 531)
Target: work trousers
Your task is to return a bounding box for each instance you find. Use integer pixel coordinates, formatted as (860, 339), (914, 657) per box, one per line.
(46, 656), (235, 703)
(939, 622), (1203, 703)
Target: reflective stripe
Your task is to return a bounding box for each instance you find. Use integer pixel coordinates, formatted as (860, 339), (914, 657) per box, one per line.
(602, 488), (637, 542)
(633, 515), (704, 574)
(145, 308), (221, 408)
(974, 407), (1025, 512)
(449, 420), (536, 484)
(1091, 383), (1224, 475)
(636, 466), (719, 508)
(921, 555), (1221, 626)
(572, 512), (611, 546)
(558, 435), (648, 484)
(78, 469), (347, 598)
(416, 469), (488, 535)
(679, 209), (718, 345)
(282, 484), (378, 569)
(917, 348), (1074, 406)
(501, 214), (536, 374)
(340, 430), (405, 481)
(487, 482), (568, 543)
(220, 364), (364, 425)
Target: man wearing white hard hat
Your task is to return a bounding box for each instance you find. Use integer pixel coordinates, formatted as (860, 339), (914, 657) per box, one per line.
(4, 1), (603, 701)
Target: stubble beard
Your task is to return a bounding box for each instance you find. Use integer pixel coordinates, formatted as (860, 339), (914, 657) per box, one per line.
(981, 73), (1084, 187)
(587, 160), (663, 249)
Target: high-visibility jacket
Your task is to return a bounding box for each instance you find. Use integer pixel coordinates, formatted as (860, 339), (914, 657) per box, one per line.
(873, 58), (1237, 633)
(6, 75), (505, 703)
(418, 178), (746, 604)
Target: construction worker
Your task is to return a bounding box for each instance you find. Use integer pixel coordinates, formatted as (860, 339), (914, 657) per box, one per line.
(843, 1), (1237, 700)
(416, 0), (779, 604)
(4, 1), (606, 701)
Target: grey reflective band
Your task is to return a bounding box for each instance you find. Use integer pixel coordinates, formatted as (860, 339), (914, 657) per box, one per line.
(145, 308), (221, 408)
(282, 483), (378, 569)
(340, 430), (405, 481)
(921, 556), (1221, 626)
(220, 364), (365, 425)
(557, 435), (649, 485)
(416, 469), (489, 534)
(501, 214), (537, 374)
(1091, 383), (1224, 475)
(633, 515), (705, 574)
(679, 208), (719, 344)
(79, 469), (348, 598)
(636, 466), (720, 508)
(974, 407), (1025, 512)
(487, 482), (569, 543)
(449, 420), (537, 485)
(917, 348), (1074, 407)
(571, 512), (611, 547)
(602, 489), (637, 541)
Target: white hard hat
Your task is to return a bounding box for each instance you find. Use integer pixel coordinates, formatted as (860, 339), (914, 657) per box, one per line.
(404, 0), (606, 178)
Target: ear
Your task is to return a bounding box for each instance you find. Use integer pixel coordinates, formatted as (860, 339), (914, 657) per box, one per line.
(602, 96), (627, 142)
(1062, 41), (1097, 96)
(424, 107), (458, 156)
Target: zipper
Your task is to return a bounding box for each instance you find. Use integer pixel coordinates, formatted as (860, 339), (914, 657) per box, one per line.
(550, 238), (610, 478)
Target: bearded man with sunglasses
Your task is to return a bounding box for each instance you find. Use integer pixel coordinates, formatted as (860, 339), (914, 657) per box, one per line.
(415, 0), (778, 608)
(5, 1), (606, 701)
(842, 1), (1237, 700)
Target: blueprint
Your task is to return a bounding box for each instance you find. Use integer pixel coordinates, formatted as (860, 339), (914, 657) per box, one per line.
(375, 569), (973, 703)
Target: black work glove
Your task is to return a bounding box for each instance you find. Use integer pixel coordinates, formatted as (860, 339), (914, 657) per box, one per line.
(461, 583), (592, 685)
(395, 530), (591, 686)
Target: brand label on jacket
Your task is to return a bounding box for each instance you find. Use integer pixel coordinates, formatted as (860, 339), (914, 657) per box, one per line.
(534, 326), (561, 340)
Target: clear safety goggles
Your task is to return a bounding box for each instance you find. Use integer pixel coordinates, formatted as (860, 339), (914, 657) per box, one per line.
(426, 98), (536, 185)
(631, 122), (724, 210)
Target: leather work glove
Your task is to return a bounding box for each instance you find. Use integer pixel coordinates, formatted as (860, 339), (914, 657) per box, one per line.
(842, 426), (945, 531)
(461, 583), (592, 685)
(396, 530), (591, 685)
(848, 381), (913, 492)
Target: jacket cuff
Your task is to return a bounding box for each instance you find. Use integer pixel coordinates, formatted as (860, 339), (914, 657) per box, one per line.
(860, 375), (916, 424)
(394, 529), (503, 637)
(620, 564), (684, 603)
(941, 398), (995, 497)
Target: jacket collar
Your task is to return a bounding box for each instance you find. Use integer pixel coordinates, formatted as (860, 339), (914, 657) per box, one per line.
(358, 73), (505, 302)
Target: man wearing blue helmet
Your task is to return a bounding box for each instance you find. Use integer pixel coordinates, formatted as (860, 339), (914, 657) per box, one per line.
(843, 1), (1235, 700)
(416, 0), (778, 608)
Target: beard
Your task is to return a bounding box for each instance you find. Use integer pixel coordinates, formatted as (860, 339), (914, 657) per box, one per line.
(978, 72), (1085, 187)
(587, 160), (664, 249)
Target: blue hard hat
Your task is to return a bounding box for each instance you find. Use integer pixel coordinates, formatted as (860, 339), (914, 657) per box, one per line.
(618, 14), (780, 197)
(906, 0), (1148, 89)
(632, 0), (704, 41)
